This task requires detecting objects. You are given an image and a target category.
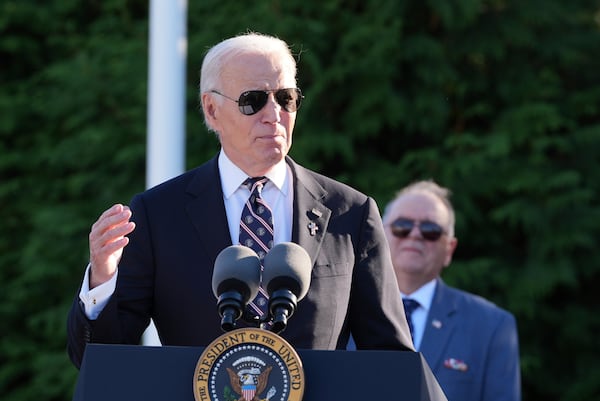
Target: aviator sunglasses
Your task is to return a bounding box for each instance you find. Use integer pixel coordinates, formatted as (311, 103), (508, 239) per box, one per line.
(210, 88), (304, 116)
(389, 218), (446, 242)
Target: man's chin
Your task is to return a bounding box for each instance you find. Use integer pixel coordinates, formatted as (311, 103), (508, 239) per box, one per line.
(262, 146), (288, 161)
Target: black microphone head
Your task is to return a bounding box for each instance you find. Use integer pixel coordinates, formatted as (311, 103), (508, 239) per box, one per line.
(263, 242), (312, 301)
(212, 245), (261, 303)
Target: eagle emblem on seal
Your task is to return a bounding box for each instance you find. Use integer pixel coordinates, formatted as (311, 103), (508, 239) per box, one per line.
(226, 356), (273, 401)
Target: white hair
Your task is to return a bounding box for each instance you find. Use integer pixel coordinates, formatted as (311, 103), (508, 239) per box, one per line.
(384, 179), (456, 237)
(199, 32), (298, 131)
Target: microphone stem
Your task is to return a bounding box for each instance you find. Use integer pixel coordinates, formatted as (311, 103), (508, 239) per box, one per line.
(271, 306), (290, 334)
(269, 289), (297, 334)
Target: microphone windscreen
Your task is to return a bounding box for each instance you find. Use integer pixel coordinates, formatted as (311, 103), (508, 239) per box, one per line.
(263, 242), (312, 301)
(212, 245), (261, 303)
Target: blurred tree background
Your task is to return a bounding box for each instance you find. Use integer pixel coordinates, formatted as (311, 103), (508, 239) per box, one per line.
(1, 0), (599, 400)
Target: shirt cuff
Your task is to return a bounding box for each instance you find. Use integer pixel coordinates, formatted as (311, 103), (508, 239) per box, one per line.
(78, 263), (117, 320)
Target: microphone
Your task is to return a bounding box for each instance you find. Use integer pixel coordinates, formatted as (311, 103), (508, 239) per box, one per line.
(212, 245), (261, 332)
(263, 242), (312, 334)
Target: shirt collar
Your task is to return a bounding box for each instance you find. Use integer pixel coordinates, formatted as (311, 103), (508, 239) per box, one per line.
(401, 278), (437, 311)
(218, 149), (288, 198)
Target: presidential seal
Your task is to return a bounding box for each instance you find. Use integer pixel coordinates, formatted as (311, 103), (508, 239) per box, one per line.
(193, 328), (304, 401)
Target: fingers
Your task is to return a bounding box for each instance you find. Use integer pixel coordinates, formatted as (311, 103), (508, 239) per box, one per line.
(89, 204), (136, 287)
(90, 204), (135, 248)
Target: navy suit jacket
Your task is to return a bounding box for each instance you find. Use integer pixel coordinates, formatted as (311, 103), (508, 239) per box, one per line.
(67, 155), (414, 367)
(421, 279), (521, 401)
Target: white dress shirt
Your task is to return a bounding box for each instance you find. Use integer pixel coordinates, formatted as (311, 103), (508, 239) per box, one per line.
(218, 150), (293, 246)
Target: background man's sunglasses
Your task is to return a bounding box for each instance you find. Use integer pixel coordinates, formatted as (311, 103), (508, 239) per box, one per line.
(211, 88), (304, 116)
(389, 218), (445, 241)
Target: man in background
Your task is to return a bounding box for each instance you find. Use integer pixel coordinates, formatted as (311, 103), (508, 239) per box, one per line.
(379, 180), (521, 401)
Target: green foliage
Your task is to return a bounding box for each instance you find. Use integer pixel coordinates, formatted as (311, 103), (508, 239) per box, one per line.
(1, 0), (599, 400)
(1, 1), (148, 400)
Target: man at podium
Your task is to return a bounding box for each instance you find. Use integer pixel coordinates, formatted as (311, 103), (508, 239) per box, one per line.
(67, 32), (414, 369)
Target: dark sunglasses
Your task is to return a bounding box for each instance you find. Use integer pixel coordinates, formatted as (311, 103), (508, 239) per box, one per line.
(389, 218), (445, 242)
(210, 88), (304, 116)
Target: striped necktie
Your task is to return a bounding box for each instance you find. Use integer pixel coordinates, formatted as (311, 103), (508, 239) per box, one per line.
(239, 177), (274, 324)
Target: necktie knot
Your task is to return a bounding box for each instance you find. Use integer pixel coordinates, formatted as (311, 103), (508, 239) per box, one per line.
(403, 298), (420, 315)
(243, 176), (268, 193)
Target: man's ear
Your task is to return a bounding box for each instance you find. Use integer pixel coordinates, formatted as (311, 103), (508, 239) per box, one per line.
(202, 93), (217, 120)
(443, 237), (458, 267)
(202, 93), (220, 133)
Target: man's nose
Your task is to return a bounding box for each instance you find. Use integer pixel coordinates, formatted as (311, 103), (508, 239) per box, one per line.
(261, 93), (282, 122)
(407, 224), (422, 239)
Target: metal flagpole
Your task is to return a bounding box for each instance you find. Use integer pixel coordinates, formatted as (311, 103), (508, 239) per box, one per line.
(143, 0), (188, 346)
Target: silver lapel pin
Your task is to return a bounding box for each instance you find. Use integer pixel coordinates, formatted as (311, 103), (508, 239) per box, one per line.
(307, 221), (319, 236)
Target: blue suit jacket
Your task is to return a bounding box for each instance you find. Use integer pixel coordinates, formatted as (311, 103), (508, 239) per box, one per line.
(422, 279), (521, 401)
(67, 155), (414, 367)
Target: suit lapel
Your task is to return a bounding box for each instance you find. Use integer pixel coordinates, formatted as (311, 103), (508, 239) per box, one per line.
(287, 157), (331, 265)
(421, 279), (458, 369)
(185, 156), (232, 264)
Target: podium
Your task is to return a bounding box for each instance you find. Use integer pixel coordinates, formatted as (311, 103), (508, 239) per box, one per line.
(73, 343), (447, 401)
